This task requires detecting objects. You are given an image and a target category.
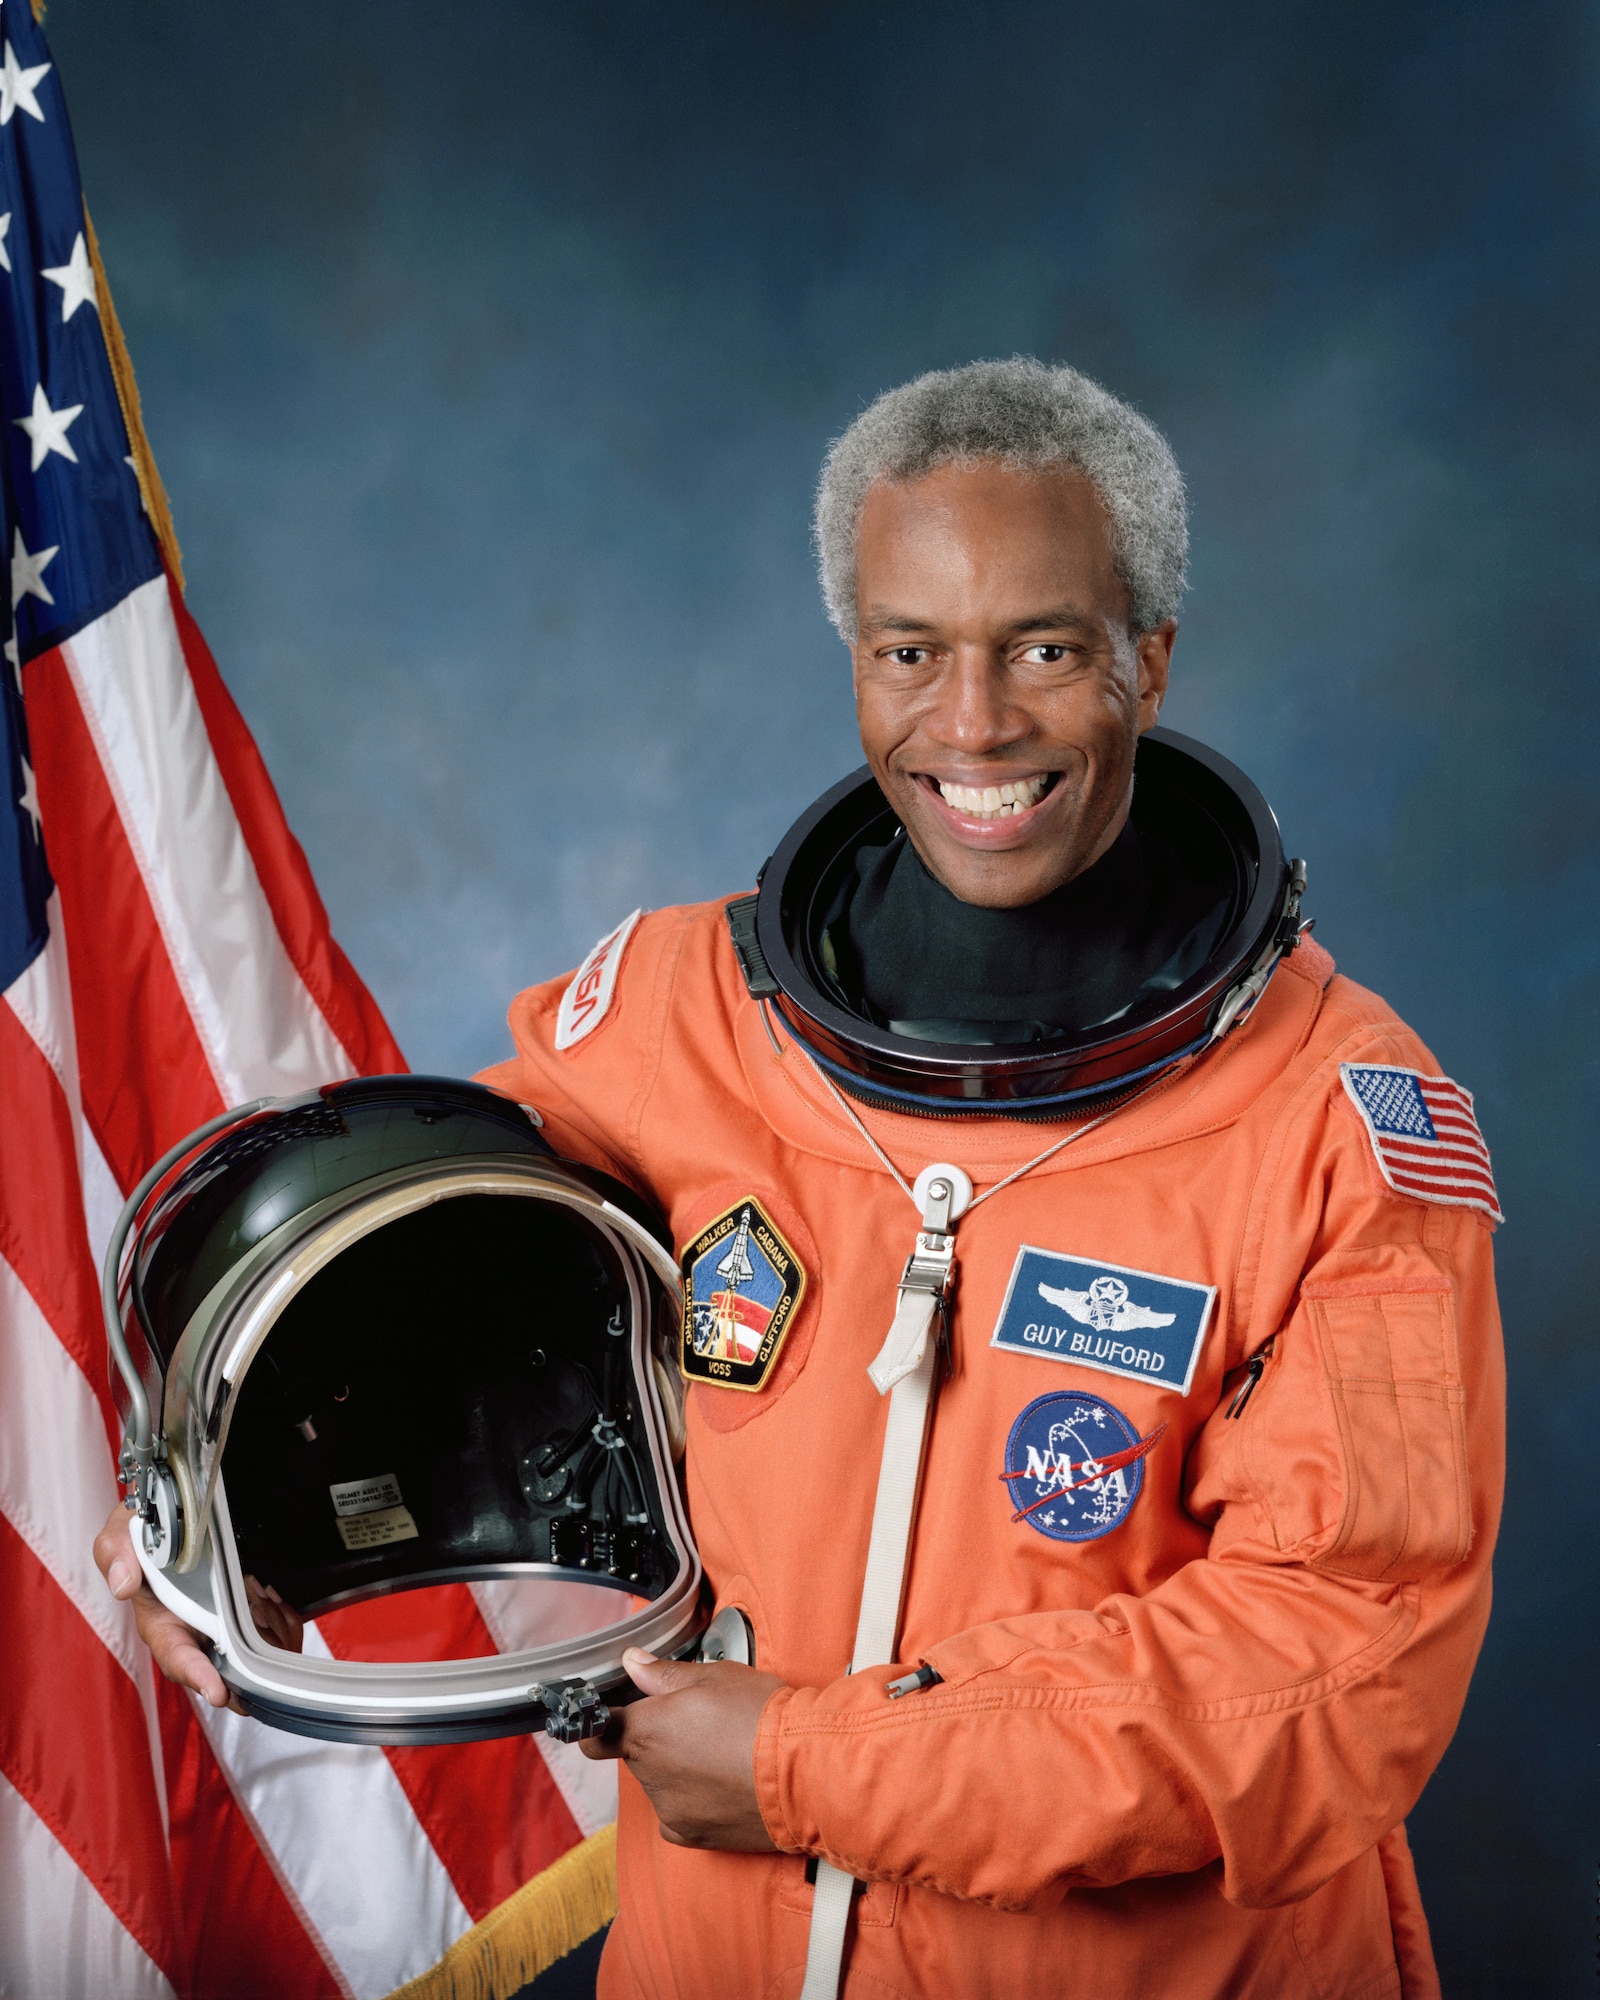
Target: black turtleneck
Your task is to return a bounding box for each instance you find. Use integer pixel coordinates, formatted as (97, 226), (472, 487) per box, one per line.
(820, 810), (1236, 1045)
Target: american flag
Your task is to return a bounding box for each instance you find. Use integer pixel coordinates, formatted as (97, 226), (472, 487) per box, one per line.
(1340, 1063), (1502, 1225)
(0, 8), (610, 1994)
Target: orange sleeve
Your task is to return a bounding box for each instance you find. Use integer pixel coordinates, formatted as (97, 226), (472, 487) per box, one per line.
(473, 905), (696, 1196)
(752, 1052), (1505, 1913)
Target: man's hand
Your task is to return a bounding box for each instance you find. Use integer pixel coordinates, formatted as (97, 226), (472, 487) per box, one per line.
(579, 1646), (786, 1850)
(93, 1500), (303, 1713)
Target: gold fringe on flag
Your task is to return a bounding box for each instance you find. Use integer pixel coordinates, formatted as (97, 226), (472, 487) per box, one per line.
(386, 1823), (618, 2000)
(82, 204), (185, 590)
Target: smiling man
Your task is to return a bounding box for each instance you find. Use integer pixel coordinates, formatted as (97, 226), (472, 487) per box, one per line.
(101, 360), (1504, 2000)
(850, 455), (1172, 908)
(823, 448), (1224, 1052)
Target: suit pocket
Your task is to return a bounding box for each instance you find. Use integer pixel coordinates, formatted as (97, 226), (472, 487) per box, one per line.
(1301, 1280), (1471, 1581)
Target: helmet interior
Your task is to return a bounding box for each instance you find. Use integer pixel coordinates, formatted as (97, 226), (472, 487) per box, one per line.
(221, 1191), (678, 1627)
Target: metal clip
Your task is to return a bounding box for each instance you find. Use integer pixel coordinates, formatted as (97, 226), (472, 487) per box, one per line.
(898, 1168), (960, 1300)
(1211, 860), (1310, 1041)
(1276, 857), (1310, 949)
(531, 1678), (612, 1743)
(898, 1226), (955, 1302)
(868, 1168), (969, 1395)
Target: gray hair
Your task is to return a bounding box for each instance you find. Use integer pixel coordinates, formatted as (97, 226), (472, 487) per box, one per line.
(814, 357), (1188, 639)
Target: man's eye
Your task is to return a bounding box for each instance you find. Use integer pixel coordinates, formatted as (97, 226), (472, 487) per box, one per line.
(1021, 645), (1070, 665)
(888, 647), (927, 666)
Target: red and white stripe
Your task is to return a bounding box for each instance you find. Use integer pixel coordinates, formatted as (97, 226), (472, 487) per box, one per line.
(5, 570), (611, 1999)
(1342, 1064), (1502, 1224)
(1385, 1077), (1499, 1211)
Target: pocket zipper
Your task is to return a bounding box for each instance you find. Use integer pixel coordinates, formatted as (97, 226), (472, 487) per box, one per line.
(1224, 1337), (1277, 1420)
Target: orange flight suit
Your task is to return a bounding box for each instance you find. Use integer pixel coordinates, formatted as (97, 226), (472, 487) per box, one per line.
(480, 894), (1503, 2000)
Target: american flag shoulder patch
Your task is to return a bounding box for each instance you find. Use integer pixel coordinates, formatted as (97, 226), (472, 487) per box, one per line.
(1339, 1062), (1503, 1224)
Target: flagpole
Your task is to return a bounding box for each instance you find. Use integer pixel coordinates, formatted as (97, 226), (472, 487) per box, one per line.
(81, 205), (184, 588)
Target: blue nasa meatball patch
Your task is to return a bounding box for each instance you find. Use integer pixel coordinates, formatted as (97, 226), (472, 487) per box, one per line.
(1001, 1390), (1164, 1543)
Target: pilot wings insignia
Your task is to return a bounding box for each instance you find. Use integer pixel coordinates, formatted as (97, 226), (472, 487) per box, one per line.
(1037, 1274), (1176, 1333)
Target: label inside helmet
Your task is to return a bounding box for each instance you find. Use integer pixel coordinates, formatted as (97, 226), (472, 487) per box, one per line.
(330, 1472), (419, 1552)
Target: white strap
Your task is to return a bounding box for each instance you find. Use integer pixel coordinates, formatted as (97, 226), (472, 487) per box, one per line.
(774, 1082), (1144, 2000)
(852, 1312), (939, 1665)
(868, 1273), (940, 1395)
(799, 1290), (941, 2000)
(800, 1860), (858, 2000)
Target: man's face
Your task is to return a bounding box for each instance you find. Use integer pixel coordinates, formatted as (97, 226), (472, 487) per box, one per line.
(850, 461), (1175, 908)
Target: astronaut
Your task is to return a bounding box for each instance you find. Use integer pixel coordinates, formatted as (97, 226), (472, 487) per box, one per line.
(101, 359), (1503, 1999)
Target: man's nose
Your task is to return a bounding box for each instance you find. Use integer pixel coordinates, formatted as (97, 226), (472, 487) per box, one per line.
(924, 652), (1028, 753)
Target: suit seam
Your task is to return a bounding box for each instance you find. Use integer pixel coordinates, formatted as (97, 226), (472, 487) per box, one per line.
(785, 1589), (1417, 1738)
(624, 905), (700, 1161)
(1230, 1017), (1434, 1353)
(1227, 1021), (1447, 1552)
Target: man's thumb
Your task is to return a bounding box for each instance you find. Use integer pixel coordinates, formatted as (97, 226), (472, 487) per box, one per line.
(622, 1647), (700, 1696)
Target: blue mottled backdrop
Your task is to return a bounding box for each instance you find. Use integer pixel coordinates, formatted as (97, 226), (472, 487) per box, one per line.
(48, 2), (1598, 1989)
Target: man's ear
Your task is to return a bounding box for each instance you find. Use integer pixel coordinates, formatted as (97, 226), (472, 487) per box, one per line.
(1135, 619), (1177, 731)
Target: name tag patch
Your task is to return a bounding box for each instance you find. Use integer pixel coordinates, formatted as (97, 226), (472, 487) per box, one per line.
(680, 1197), (807, 1393)
(989, 1246), (1216, 1396)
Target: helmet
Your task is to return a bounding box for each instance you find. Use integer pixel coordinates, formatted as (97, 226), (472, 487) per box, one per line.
(107, 1075), (703, 1744)
(735, 727), (1307, 1118)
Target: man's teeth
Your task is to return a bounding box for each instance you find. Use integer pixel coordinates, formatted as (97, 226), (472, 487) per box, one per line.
(936, 774), (1050, 819)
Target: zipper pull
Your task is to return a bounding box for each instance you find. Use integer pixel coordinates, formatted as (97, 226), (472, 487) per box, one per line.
(885, 1662), (943, 1699)
(1224, 1339), (1275, 1420)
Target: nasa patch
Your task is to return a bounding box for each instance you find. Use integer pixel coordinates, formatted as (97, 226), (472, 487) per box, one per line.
(680, 1197), (807, 1393)
(989, 1246), (1216, 1396)
(554, 909), (643, 1051)
(1001, 1390), (1164, 1543)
